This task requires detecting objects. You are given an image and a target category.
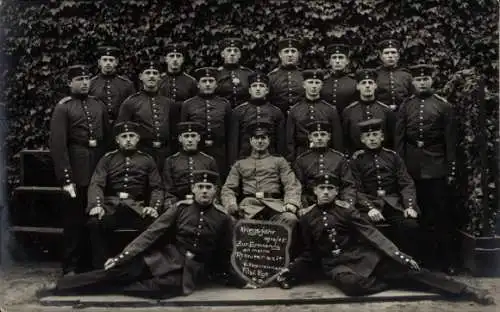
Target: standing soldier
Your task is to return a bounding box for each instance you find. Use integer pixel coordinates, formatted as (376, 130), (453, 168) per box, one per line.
(286, 69), (343, 161)
(215, 37), (254, 108)
(89, 45), (136, 126)
(395, 64), (457, 273)
(117, 58), (175, 172)
(163, 122), (218, 210)
(342, 69), (396, 154)
(181, 67), (232, 178)
(268, 38), (304, 114)
(375, 39), (413, 111)
(86, 121), (163, 269)
(49, 64), (110, 275)
(229, 72), (285, 165)
(321, 40), (357, 114)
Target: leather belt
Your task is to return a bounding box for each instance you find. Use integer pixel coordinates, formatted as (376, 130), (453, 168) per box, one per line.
(244, 192), (282, 199)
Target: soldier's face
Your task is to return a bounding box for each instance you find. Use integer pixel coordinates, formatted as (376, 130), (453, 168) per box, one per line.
(165, 52), (184, 72)
(360, 130), (384, 149)
(68, 75), (90, 94)
(198, 77), (217, 94)
(192, 182), (217, 205)
(380, 48), (400, 67)
(250, 134), (270, 152)
(308, 130), (330, 148)
(314, 185), (338, 205)
(249, 82), (269, 99)
(279, 48), (300, 66)
(221, 47), (241, 64)
(329, 54), (349, 71)
(116, 132), (140, 150)
(178, 131), (200, 151)
(412, 76), (433, 93)
(140, 69), (161, 89)
(303, 79), (323, 97)
(356, 79), (377, 97)
(98, 56), (118, 75)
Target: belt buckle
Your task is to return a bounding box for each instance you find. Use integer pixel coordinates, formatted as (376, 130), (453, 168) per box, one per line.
(153, 141), (162, 148)
(185, 251), (195, 259)
(118, 192), (129, 199)
(377, 189), (386, 197)
(205, 140), (213, 147)
(255, 192), (264, 199)
(417, 141), (424, 148)
(88, 139), (97, 147)
(332, 248), (341, 256)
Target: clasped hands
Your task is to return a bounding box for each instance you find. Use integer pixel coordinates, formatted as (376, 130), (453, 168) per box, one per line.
(89, 206), (158, 219)
(367, 208), (417, 222)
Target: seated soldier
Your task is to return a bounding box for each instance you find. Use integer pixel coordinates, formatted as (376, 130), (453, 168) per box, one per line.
(86, 122), (164, 269)
(293, 120), (355, 208)
(163, 121), (218, 209)
(275, 173), (494, 306)
(54, 170), (238, 298)
(221, 121), (301, 229)
(350, 119), (420, 257)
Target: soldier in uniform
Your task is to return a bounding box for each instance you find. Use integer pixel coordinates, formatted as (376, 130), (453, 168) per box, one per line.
(342, 69), (396, 154)
(293, 121), (355, 208)
(274, 173), (494, 306)
(215, 37), (254, 108)
(55, 170), (238, 299)
(163, 122), (218, 209)
(221, 121), (301, 229)
(395, 64), (457, 273)
(117, 58), (175, 172)
(89, 45), (136, 125)
(268, 38), (304, 114)
(286, 69), (343, 160)
(49, 64), (110, 275)
(86, 122), (164, 269)
(229, 72), (285, 165)
(375, 39), (413, 111)
(350, 119), (420, 258)
(320, 40), (357, 114)
(181, 67), (232, 178)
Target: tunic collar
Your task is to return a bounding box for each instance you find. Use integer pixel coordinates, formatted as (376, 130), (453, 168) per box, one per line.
(250, 150), (270, 159)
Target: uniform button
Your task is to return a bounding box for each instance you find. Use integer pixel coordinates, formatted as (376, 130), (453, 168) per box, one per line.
(323, 216), (327, 221)
(324, 223), (328, 227)
(199, 218), (203, 222)
(198, 225), (202, 229)
(200, 211), (204, 215)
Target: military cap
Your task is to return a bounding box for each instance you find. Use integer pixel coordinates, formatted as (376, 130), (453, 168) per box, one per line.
(409, 64), (435, 77)
(139, 58), (161, 73)
(67, 65), (90, 80)
(113, 121), (142, 137)
(378, 39), (401, 51)
(302, 69), (326, 81)
(358, 118), (383, 133)
(326, 38), (350, 56)
(278, 38), (301, 51)
(247, 121), (273, 137)
(97, 45), (120, 58)
(221, 37), (243, 50)
(193, 67), (218, 81)
(305, 120), (332, 133)
(312, 172), (340, 186)
(248, 72), (269, 86)
(355, 68), (377, 82)
(177, 121), (204, 135)
(164, 43), (186, 55)
(192, 170), (220, 185)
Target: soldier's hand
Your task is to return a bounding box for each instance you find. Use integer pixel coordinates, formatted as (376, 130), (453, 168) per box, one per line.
(404, 208), (418, 219)
(242, 282), (258, 289)
(142, 207), (159, 219)
(63, 183), (76, 198)
(284, 203), (298, 214)
(389, 104), (397, 111)
(89, 206), (105, 220)
(227, 204), (240, 215)
(368, 209), (385, 222)
(104, 258), (117, 270)
(407, 258), (420, 271)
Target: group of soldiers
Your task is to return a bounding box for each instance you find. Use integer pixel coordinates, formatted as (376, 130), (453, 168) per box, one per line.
(45, 36), (495, 305)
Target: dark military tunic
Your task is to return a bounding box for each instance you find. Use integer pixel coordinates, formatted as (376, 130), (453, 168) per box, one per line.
(89, 74), (136, 123)
(321, 71), (358, 114)
(375, 66), (413, 110)
(163, 151), (218, 208)
(293, 148), (355, 207)
(286, 98), (343, 160)
(342, 100), (396, 154)
(229, 99), (286, 165)
(117, 90), (175, 171)
(57, 201), (234, 298)
(268, 65), (304, 114)
(180, 94), (232, 177)
(216, 65), (254, 108)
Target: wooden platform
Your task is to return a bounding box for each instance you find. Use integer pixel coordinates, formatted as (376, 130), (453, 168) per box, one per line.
(39, 282), (442, 308)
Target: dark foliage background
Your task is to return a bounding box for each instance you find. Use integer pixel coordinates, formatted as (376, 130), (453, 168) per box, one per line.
(0, 0), (498, 235)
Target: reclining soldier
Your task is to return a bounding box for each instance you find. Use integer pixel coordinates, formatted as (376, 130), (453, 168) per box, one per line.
(86, 121), (164, 269)
(274, 173), (494, 306)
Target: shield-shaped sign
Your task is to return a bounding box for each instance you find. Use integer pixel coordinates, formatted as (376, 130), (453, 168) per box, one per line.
(230, 219), (292, 288)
